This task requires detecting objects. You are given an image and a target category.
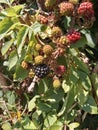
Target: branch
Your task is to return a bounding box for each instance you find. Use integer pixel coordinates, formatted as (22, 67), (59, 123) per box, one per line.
(28, 76), (39, 92)
(0, 100), (12, 120)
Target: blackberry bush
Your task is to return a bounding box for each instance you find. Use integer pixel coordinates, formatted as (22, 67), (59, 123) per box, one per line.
(0, 0), (98, 130)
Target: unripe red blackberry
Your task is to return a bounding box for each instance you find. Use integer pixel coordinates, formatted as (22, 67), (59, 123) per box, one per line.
(56, 65), (66, 75)
(36, 14), (48, 24)
(43, 45), (53, 55)
(67, 30), (81, 43)
(34, 64), (50, 78)
(59, 2), (74, 16)
(35, 44), (41, 51)
(35, 55), (44, 64)
(53, 79), (61, 89)
(78, 2), (94, 19)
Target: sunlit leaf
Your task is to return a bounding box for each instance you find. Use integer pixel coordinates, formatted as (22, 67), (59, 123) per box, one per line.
(78, 71), (91, 91)
(68, 122), (79, 130)
(73, 57), (90, 74)
(8, 50), (18, 70)
(1, 39), (14, 55)
(21, 117), (37, 129)
(85, 31), (95, 48)
(81, 96), (98, 114)
(31, 21), (43, 35)
(2, 122), (12, 130)
(17, 26), (29, 55)
(0, 18), (13, 38)
(28, 95), (40, 112)
(62, 80), (70, 93)
(91, 73), (98, 97)
(44, 114), (57, 128)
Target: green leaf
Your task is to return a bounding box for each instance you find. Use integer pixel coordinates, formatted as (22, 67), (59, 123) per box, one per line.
(91, 73), (98, 97)
(69, 48), (79, 56)
(1, 8), (17, 17)
(31, 21), (43, 35)
(14, 65), (29, 81)
(44, 114), (57, 128)
(21, 117), (37, 129)
(71, 37), (86, 48)
(85, 31), (95, 48)
(73, 57), (90, 74)
(81, 96), (98, 114)
(50, 125), (62, 130)
(58, 85), (75, 117)
(2, 122), (12, 130)
(65, 85), (75, 112)
(63, 16), (71, 29)
(8, 50), (18, 70)
(12, 5), (24, 14)
(1, 39), (14, 55)
(0, 18), (13, 38)
(69, 67), (79, 84)
(77, 88), (88, 105)
(8, 92), (16, 105)
(17, 26), (29, 55)
(38, 78), (52, 94)
(28, 95), (40, 112)
(57, 56), (67, 66)
(2, 5), (24, 16)
(44, 89), (64, 103)
(78, 71), (91, 91)
(37, 101), (52, 112)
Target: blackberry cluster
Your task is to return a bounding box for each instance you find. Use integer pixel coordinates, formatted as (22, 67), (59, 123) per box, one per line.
(67, 30), (81, 43)
(59, 2), (74, 16)
(78, 2), (94, 19)
(34, 64), (50, 78)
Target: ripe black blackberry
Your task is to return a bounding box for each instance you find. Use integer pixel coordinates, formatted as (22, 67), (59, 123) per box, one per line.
(34, 64), (50, 78)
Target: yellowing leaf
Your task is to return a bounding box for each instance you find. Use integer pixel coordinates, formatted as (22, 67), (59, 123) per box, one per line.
(2, 122), (12, 130)
(68, 122), (79, 130)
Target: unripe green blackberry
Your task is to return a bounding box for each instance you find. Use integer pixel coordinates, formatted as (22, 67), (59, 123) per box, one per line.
(59, 2), (74, 16)
(59, 35), (69, 45)
(51, 26), (63, 37)
(69, 0), (79, 5)
(53, 79), (61, 89)
(28, 71), (35, 78)
(45, 0), (57, 9)
(35, 44), (41, 51)
(35, 55), (44, 64)
(21, 61), (28, 69)
(43, 45), (53, 55)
